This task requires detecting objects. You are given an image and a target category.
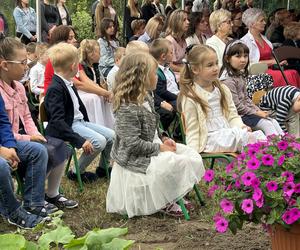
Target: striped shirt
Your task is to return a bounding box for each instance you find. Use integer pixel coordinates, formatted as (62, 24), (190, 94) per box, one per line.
(259, 86), (300, 132)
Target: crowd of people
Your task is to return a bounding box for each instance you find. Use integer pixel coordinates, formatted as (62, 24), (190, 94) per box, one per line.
(0, 0), (300, 229)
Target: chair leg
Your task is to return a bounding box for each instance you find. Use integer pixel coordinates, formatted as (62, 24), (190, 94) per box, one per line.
(64, 153), (72, 176)
(177, 198), (190, 221)
(193, 185), (205, 206)
(15, 172), (24, 196)
(72, 150), (83, 192)
(101, 152), (110, 180)
(210, 158), (215, 169)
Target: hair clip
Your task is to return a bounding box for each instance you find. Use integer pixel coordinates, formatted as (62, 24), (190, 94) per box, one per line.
(185, 44), (195, 55)
(182, 58), (190, 66)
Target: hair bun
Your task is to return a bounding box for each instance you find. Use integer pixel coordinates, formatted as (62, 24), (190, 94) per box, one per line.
(0, 32), (6, 41)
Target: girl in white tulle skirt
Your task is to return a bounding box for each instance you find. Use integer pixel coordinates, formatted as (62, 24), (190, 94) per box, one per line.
(106, 52), (205, 218)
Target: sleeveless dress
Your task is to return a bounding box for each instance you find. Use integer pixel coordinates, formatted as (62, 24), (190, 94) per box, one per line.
(202, 86), (266, 152)
(106, 102), (205, 218)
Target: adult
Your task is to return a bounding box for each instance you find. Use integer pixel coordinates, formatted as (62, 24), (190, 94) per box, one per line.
(165, 0), (177, 17)
(141, 0), (157, 23)
(269, 9), (292, 44)
(213, 0), (235, 11)
(241, 0), (253, 12)
(138, 15), (164, 44)
(94, 0), (118, 38)
(153, 0), (165, 17)
(241, 8), (300, 88)
(230, 9), (246, 39)
(185, 12), (208, 46)
(41, 0), (60, 42)
(124, 0), (143, 42)
(192, 0), (210, 12)
(55, 0), (72, 26)
(206, 9), (232, 68)
(0, 12), (9, 36)
(13, 0), (37, 44)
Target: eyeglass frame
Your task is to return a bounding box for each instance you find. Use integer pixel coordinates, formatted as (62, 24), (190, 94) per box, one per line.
(4, 59), (28, 66)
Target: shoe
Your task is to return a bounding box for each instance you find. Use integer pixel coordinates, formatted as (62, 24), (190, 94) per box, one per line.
(44, 201), (59, 214)
(45, 194), (78, 209)
(183, 198), (194, 212)
(160, 202), (184, 217)
(8, 207), (44, 229)
(67, 171), (98, 183)
(24, 206), (51, 220)
(95, 167), (111, 178)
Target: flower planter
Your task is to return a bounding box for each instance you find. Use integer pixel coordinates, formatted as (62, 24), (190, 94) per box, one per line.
(270, 224), (300, 250)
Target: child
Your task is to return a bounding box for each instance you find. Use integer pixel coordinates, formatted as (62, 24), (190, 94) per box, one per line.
(0, 37), (78, 212)
(178, 45), (266, 153)
(107, 46), (125, 91)
(129, 19), (146, 41)
(0, 36), (49, 226)
(259, 86), (300, 137)
(29, 43), (49, 96)
(220, 40), (283, 136)
(26, 42), (37, 67)
(98, 18), (120, 77)
(106, 52), (205, 218)
(150, 38), (178, 130)
(45, 43), (115, 183)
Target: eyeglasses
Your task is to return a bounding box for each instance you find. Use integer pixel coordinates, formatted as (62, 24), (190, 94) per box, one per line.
(5, 59), (27, 66)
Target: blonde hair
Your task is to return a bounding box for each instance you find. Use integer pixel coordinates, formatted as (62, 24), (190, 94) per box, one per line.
(166, 10), (188, 40)
(178, 45), (229, 117)
(127, 0), (140, 17)
(284, 22), (300, 40)
(125, 40), (149, 55)
(48, 43), (79, 71)
(149, 38), (171, 60)
(35, 43), (49, 59)
(144, 16), (164, 40)
(209, 9), (231, 34)
(114, 47), (125, 61)
(113, 52), (158, 111)
(79, 39), (99, 64)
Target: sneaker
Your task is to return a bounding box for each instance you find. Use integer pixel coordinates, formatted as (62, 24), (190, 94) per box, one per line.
(45, 201), (59, 214)
(160, 202), (184, 217)
(95, 167), (111, 178)
(24, 206), (51, 220)
(45, 194), (78, 209)
(67, 171), (98, 183)
(7, 207), (44, 229)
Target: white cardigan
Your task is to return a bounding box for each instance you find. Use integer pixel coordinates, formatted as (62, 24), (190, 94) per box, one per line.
(241, 31), (273, 64)
(205, 35), (226, 68)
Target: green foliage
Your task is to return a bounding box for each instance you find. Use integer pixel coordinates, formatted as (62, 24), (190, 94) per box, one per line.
(71, 10), (95, 41)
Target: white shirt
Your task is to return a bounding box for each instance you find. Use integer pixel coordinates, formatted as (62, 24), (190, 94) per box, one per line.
(55, 73), (84, 121)
(107, 64), (119, 91)
(206, 35), (226, 68)
(186, 34), (207, 47)
(158, 65), (179, 95)
(29, 61), (45, 95)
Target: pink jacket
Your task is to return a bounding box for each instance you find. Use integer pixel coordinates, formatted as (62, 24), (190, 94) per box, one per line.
(0, 80), (41, 141)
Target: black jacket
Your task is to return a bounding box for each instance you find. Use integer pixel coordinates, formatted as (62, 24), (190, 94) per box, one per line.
(57, 5), (72, 26)
(44, 75), (89, 148)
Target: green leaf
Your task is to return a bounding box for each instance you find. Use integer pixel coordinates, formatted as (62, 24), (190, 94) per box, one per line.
(0, 234), (26, 250)
(64, 235), (88, 249)
(102, 238), (135, 250)
(38, 225), (74, 249)
(228, 220), (237, 235)
(297, 197), (300, 208)
(24, 240), (38, 250)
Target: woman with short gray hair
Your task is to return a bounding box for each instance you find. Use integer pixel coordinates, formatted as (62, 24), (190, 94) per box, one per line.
(241, 8), (300, 87)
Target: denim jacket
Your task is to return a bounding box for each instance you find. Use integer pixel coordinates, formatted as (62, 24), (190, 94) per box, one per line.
(13, 6), (36, 39)
(98, 37), (119, 75)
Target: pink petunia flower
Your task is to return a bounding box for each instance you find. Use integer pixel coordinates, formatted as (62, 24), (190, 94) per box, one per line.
(256, 196), (264, 208)
(288, 199), (296, 206)
(266, 181), (278, 192)
(213, 212), (223, 222)
(290, 208), (300, 222)
(262, 154), (274, 166)
(291, 142), (300, 151)
(251, 177), (260, 188)
(283, 182), (295, 197)
(282, 210), (293, 224)
(204, 169), (214, 182)
(282, 171), (294, 182)
(241, 172), (256, 186)
(247, 157), (260, 170)
(278, 155), (285, 166)
(215, 217), (229, 233)
(208, 185), (218, 197)
(241, 199), (254, 214)
(237, 152), (246, 161)
(247, 148), (258, 157)
(286, 152), (294, 158)
(225, 163), (234, 173)
(235, 179), (241, 188)
(220, 199), (234, 214)
(252, 188), (263, 201)
(294, 183), (300, 194)
(277, 141), (288, 151)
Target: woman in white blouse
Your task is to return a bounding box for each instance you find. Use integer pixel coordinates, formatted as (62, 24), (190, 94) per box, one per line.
(55, 0), (72, 26)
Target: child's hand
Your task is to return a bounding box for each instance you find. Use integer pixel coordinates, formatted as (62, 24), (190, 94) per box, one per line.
(161, 101), (173, 112)
(242, 125), (252, 132)
(163, 138), (177, 151)
(256, 110), (269, 118)
(82, 140), (94, 154)
(105, 92), (113, 103)
(30, 135), (47, 143)
(0, 147), (20, 170)
(160, 143), (176, 152)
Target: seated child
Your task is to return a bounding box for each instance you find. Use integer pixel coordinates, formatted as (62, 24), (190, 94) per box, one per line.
(178, 45), (266, 153)
(26, 42), (37, 68)
(107, 47), (125, 91)
(29, 43), (49, 96)
(129, 19), (146, 42)
(45, 43), (115, 183)
(150, 38), (178, 130)
(0, 37), (78, 211)
(259, 85), (300, 137)
(220, 40), (283, 136)
(106, 52), (205, 218)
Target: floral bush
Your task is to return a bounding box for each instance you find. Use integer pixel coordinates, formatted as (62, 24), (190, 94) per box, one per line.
(205, 134), (300, 234)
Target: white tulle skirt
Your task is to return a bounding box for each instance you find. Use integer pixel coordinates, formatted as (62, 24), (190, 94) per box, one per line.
(106, 143), (205, 218)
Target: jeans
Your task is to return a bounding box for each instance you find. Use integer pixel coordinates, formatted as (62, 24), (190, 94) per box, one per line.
(0, 141), (48, 216)
(72, 120), (115, 173)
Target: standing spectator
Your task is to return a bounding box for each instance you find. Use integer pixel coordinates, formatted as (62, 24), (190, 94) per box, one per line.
(153, 0), (165, 17)
(0, 12), (9, 36)
(41, 0), (60, 42)
(55, 0), (72, 26)
(165, 0), (178, 17)
(13, 0), (37, 44)
(141, 0), (157, 23)
(213, 0), (235, 11)
(124, 0), (143, 42)
(230, 9), (246, 39)
(206, 9), (232, 68)
(186, 12), (208, 46)
(241, 0), (253, 12)
(91, 0), (100, 32)
(95, 0), (118, 38)
(138, 15), (164, 44)
(192, 0), (210, 12)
